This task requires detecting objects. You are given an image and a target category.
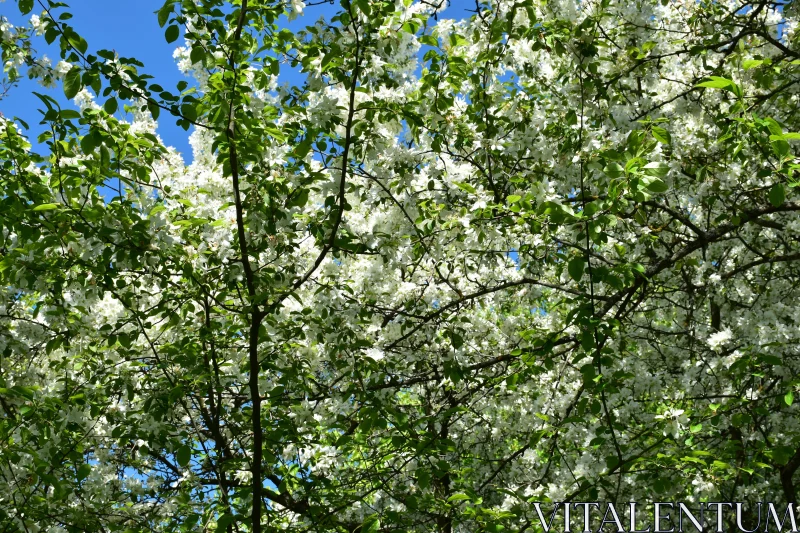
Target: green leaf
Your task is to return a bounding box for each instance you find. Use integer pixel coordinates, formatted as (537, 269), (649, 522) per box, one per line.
(103, 97), (118, 114)
(568, 258), (585, 282)
(77, 464), (91, 482)
(60, 110), (82, 120)
(287, 188), (309, 208)
(772, 138), (790, 158)
(157, 4), (172, 27)
(643, 162), (669, 178)
(696, 76), (733, 89)
(773, 445), (795, 465)
(169, 385), (184, 404)
(12, 386), (36, 400)
(81, 133), (100, 154)
(19, 0), (34, 14)
(785, 390), (794, 406)
(506, 195), (522, 204)
(447, 493), (470, 502)
(769, 183), (785, 207)
(181, 103), (197, 122)
(63, 67), (82, 99)
(765, 118), (783, 136)
(450, 332), (464, 349)
(294, 140), (312, 159)
(416, 469), (430, 489)
(176, 445), (191, 467)
(33, 203), (59, 211)
(742, 59), (764, 70)
(603, 162), (624, 179)
(645, 178), (668, 193)
(67, 33), (89, 55)
(45, 26), (58, 44)
(354, 0), (372, 16)
(165, 25), (180, 43)
(731, 412), (751, 427)
(420, 34), (438, 47)
(362, 515), (380, 533)
(190, 46), (204, 65)
(565, 109), (578, 126)
(652, 127), (671, 145)
(148, 100), (161, 120)
(454, 181), (476, 194)
(100, 145), (111, 168)
(216, 513), (235, 533)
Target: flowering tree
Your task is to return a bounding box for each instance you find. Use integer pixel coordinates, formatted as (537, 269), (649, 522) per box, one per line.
(1, 0), (800, 531)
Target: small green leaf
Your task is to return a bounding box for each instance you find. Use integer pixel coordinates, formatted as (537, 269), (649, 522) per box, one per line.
(652, 127), (671, 145)
(287, 188), (309, 208)
(643, 162), (669, 178)
(354, 0), (372, 16)
(420, 34), (438, 47)
(176, 445), (191, 467)
(645, 178), (668, 193)
(157, 4), (172, 27)
(169, 385), (184, 404)
(568, 258), (585, 282)
(63, 67), (82, 99)
(100, 145), (111, 168)
(772, 139), (790, 158)
(450, 332), (464, 349)
(19, 0), (34, 14)
(190, 46), (204, 65)
(33, 203), (59, 211)
(603, 162), (624, 179)
(447, 493), (470, 502)
(148, 100), (161, 120)
(565, 110), (578, 126)
(454, 181), (476, 194)
(103, 97), (118, 114)
(67, 34), (89, 55)
(294, 140), (312, 159)
(77, 464), (91, 482)
(773, 445), (795, 465)
(81, 133), (100, 154)
(362, 515), (380, 533)
(59, 110), (82, 120)
(416, 469), (430, 489)
(216, 513), (235, 533)
(45, 26), (58, 44)
(785, 390), (794, 406)
(165, 25), (180, 43)
(742, 59), (764, 70)
(696, 76), (733, 89)
(769, 183), (785, 207)
(765, 118), (783, 136)
(181, 103), (197, 122)
(506, 195), (522, 204)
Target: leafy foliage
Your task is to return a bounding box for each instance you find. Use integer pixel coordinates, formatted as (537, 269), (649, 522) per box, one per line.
(1, 0), (800, 531)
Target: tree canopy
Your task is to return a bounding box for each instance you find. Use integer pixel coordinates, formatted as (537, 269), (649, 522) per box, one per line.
(2, 0), (800, 531)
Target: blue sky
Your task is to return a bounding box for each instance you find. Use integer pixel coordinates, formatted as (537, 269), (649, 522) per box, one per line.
(2, 1), (195, 157)
(1, 0), (473, 164)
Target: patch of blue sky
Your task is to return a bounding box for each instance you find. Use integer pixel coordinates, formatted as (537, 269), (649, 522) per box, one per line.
(507, 247), (519, 267)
